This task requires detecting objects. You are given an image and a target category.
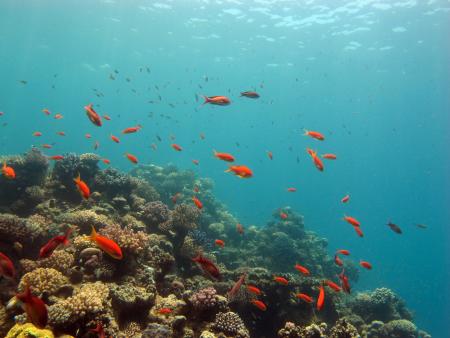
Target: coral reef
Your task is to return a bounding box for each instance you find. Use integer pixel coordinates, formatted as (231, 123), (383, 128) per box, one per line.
(5, 323), (56, 338)
(212, 311), (250, 338)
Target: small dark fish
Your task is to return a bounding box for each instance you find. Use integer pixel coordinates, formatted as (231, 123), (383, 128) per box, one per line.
(114, 69), (119, 74)
(109, 74), (116, 80)
(156, 135), (162, 142)
(416, 224), (427, 229)
(146, 67), (150, 73)
(126, 77), (131, 82)
(19, 80), (28, 85)
(387, 221), (402, 234)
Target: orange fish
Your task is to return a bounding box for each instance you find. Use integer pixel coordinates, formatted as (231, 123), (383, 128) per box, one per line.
(337, 249), (350, 256)
(122, 126), (141, 134)
(125, 153), (138, 164)
(192, 196), (203, 209)
(338, 269), (351, 294)
(32, 131), (42, 137)
(102, 114), (111, 121)
(171, 143), (182, 151)
(102, 159), (110, 165)
(54, 113), (63, 119)
(294, 264), (310, 276)
(158, 308), (172, 315)
(236, 223), (244, 235)
(225, 165), (253, 178)
(304, 129), (324, 141)
(344, 215), (360, 227)
(280, 212), (288, 220)
(316, 285), (325, 311)
(42, 108), (51, 115)
(322, 153), (337, 160)
(296, 293), (313, 303)
(360, 260), (372, 270)
(74, 173), (90, 199)
(56, 131), (66, 136)
(246, 285), (261, 295)
(48, 155), (64, 161)
(267, 151), (273, 160)
(0, 252), (15, 279)
(274, 276), (288, 285)
(39, 228), (72, 258)
(110, 135), (120, 143)
(192, 159), (199, 165)
(214, 150), (235, 162)
(202, 95), (231, 106)
(41, 144), (52, 149)
(90, 226), (123, 259)
(90, 323), (106, 338)
(192, 253), (221, 280)
(240, 91), (260, 98)
(353, 225), (364, 237)
(2, 163), (16, 179)
(251, 299), (267, 311)
(334, 255), (343, 267)
(287, 187), (297, 192)
(306, 148), (324, 172)
(341, 194), (350, 203)
(215, 239), (225, 248)
(228, 272), (246, 300)
(84, 104), (102, 126)
(16, 285), (48, 328)
(325, 280), (341, 292)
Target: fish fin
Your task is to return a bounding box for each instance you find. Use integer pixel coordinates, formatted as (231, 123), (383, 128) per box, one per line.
(90, 226), (97, 241)
(73, 172), (81, 183)
(303, 129), (309, 136)
(201, 95), (209, 104)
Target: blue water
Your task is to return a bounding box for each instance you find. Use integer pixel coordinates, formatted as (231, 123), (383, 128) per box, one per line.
(0, 1), (448, 336)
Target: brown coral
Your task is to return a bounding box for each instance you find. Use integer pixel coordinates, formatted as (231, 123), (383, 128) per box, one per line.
(58, 210), (114, 233)
(18, 268), (68, 296)
(100, 223), (149, 255)
(20, 250), (74, 274)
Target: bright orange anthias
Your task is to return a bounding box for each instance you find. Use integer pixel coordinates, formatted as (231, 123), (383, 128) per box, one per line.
(251, 299), (267, 311)
(214, 150), (235, 162)
(274, 276), (289, 285)
(343, 215), (360, 227)
(334, 254), (343, 267)
(306, 148), (324, 172)
(0, 252), (15, 279)
(215, 239), (225, 248)
(39, 228), (72, 258)
(202, 95), (231, 106)
(316, 285), (325, 311)
(74, 173), (90, 199)
(172, 143), (182, 151)
(246, 285), (261, 295)
(125, 153), (138, 164)
(296, 293), (313, 303)
(322, 153), (337, 160)
(2, 162), (16, 179)
(228, 272), (246, 300)
(225, 165), (253, 178)
(338, 269), (351, 294)
(294, 264), (310, 276)
(325, 280), (342, 292)
(122, 126), (141, 134)
(90, 226), (123, 259)
(304, 129), (324, 141)
(16, 285), (48, 328)
(110, 135), (120, 143)
(192, 253), (221, 280)
(84, 103), (102, 127)
(192, 196), (203, 209)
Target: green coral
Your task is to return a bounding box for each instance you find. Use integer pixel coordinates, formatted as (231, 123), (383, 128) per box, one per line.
(5, 323), (55, 338)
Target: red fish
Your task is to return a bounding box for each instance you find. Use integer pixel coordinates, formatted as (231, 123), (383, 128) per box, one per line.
(274, 276), (288, 285)
(294, 264), (310, 276)
(84, 104), (102, 126)
(360, 260), (372, 270)
(267, 151), (273, 160)
(316, 285), (325, 311)
(215, 239), (225, 248)
(246, 285), (261, 295)
(296, 293), (313, 303)
(337, 249), (350, 256)
(171, 143), (182, 151)
(102, 114), (111, 121)
(74, 173), (90, 199)
(16, 285), (48, 328)
(158, 308), (172, 315)
(280, 212), (288, 220)
(54, 113), (63, 120)
(32, 131), (42, 137)
(192, 196), (203, 209)
(325, 280), (341, 292)
(353, 225), (364, 237)
(344, 215), (360, 227)
(304, 129), (324, 141)
(42, 108), (51, 115)
(334, 255), (343, 267)
(41, 144), (52, 149)
(251, 299), (267, 311)
(0, 252), (15, 279)
(110, 135), (120, 143)
(48, 155), (64, 161)
(192, 253), (221, 280)
(90, 323), (106, 338)
(90, 226), (123, 259)
(236, 223), (244, 235)
(214, 150), (235, 162)
(122, 126), (141, 134)
(192, 159), (199, 165)
(287, 187), (297, 192)
(306, 148), (324, 171)
(228, 272), (246, 300)
(171, 192), (180, 204)
(341, 194), (350, 203)
(56, 131), (66, 136)
(322, 153), (337, 160)
(102, 159), (110, 165)
(202, 95), (231, 106)
(338, 270), (351, 294)
(125, 153), (138, 164)
(39, 228), (72, 258)
(240, 91), (260, 98)
(2, 163), (16, 179)
(225, 165), (253, 178)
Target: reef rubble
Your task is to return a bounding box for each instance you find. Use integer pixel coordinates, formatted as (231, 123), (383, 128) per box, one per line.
(0, 151), (430, 337)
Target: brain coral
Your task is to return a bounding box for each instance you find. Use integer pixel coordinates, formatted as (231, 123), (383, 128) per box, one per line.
(212, 311), (249, 338)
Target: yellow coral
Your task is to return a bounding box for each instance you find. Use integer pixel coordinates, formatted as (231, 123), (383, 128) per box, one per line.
(5, 323), (54, 338)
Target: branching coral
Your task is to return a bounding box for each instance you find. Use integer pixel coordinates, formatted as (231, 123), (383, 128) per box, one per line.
(20, 250), (74, 274)
(58, 210), (113, 234)
(18, 268), (68, 296)
(100, 223), (149, 255)
(138, 201), (171, 229)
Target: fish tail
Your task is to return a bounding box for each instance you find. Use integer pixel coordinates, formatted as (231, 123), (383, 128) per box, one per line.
(202, 95), (209, 104)
(303, 129), (309, 136)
